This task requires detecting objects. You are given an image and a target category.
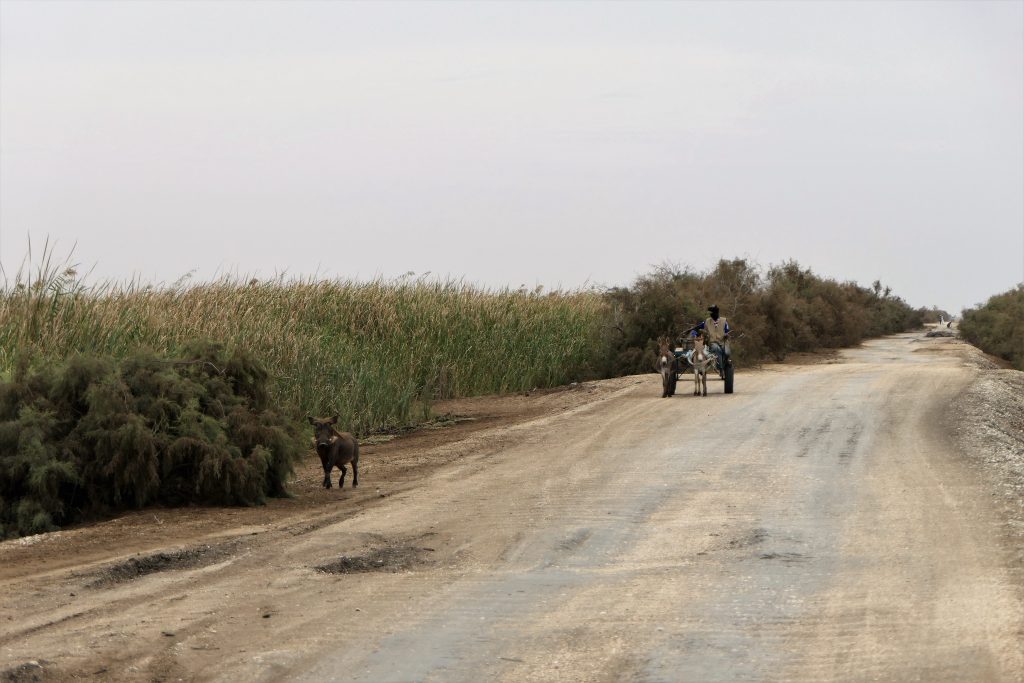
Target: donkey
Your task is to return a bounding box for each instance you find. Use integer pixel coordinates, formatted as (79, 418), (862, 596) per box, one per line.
(691, 337), (717, 397)
(656, 338), (678, 398)
(307, 416), (359, 489)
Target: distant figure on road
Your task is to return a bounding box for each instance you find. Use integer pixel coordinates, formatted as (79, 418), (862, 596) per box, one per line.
(691, 304), (730, 371)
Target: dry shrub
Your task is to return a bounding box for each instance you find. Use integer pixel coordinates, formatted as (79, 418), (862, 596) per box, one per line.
(960, 285), (1024, 369)
(603, 259), (922, 375)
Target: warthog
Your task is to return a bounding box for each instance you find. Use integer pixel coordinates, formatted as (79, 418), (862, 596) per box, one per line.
(307, 416), (359, 489)
(656, 338), (678, 398)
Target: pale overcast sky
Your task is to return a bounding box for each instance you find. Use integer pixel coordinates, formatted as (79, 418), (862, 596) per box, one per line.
(1, 0), (1021, 313)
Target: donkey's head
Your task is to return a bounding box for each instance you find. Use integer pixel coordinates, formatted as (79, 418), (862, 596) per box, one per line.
(657, 337), (673, 357)
(307, 415), (339, 448)
(693, 336), (705, 356)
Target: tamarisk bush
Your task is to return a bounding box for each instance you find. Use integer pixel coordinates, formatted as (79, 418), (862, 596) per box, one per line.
(960, 285), (1024, 370)
(0, 342), (301, 538)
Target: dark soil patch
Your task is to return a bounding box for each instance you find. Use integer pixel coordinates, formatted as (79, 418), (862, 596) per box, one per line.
(0, 660), (50, 683)
(759, 551), (810, 563)
(315, 544), (435, 574)
(728, 528), (768, 549)
(88, 541), (239, 588)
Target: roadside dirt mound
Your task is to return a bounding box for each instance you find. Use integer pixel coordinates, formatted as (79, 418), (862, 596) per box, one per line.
(947, 340), (1024, 577)
(87, 541), (241, 588)
(951, 349), (1024, 495)
(315, 543), (435, 574)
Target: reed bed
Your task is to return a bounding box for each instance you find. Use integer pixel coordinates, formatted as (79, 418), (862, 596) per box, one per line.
(1, 249), (610, 435)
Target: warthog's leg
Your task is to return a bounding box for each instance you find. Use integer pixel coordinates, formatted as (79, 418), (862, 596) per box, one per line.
(352, 460), (358, 487)
(338, 465), (347, 488)
(319, 451), (332, 488)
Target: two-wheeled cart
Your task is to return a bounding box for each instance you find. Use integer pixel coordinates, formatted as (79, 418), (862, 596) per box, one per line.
(673, 338), (735, 394)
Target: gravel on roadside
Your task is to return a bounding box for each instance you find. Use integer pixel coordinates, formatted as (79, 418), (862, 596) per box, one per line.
(953, 347), (1024, 571)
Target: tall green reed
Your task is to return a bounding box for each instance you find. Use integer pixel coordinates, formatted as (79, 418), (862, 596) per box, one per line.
(1, 244), (610, 435)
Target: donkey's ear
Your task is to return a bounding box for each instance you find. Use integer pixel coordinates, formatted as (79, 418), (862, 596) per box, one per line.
(306, 416), (316, 425)
(328, 415), (339, 425)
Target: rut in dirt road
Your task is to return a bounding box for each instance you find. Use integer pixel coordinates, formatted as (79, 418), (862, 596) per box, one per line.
(1, 335), (1021, 683)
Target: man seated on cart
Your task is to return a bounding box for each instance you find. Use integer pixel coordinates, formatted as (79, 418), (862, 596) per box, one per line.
(689, 304), (730, 373)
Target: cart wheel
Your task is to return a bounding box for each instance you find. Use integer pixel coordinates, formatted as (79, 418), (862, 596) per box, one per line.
(724, 363), (734, 394)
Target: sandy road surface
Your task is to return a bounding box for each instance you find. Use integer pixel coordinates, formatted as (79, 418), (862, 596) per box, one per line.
(1, 334), (1022, 682)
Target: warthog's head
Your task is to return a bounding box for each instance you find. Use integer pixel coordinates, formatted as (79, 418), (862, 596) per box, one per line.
(307, 415), (339, 449)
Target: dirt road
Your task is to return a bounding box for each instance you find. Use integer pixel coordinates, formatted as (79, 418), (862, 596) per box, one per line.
(2, 334), (1022, 682)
